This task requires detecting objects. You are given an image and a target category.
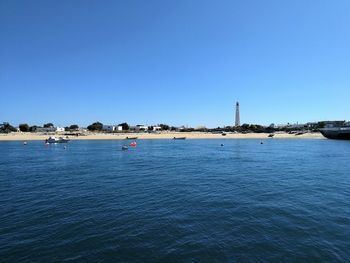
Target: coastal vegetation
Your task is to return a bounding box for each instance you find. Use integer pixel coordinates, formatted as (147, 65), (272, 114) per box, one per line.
(87, 122), (103, 131)
(43, 123), (54, 128)
(29, 126), (38, 132)
(19, 123), (29, 132)
(65, 124), (79, 131)
(0, 120), (344, 134)
(0, 123), (17, 133)
(159, 124), (170, 130)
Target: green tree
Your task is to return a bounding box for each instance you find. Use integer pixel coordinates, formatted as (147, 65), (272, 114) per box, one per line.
(43, 123), (54, 128)
(69, 124), (79, 130)
(249, 124), (257, 131)
(19, 123), (29, 132)
(87, 122), (103, 131)
(160, 124), (169, 130)
(29, 125), (38, 132)
(0, 123), (17, 133)
(241, 123), (250, 130)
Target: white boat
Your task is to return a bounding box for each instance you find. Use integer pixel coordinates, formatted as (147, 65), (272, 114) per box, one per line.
(45, 136), (70, 143)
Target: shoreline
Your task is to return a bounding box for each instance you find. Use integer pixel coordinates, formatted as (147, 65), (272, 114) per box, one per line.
(0, 132), (324, 141)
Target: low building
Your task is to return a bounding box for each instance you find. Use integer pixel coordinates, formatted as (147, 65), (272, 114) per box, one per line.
(102, 125), (116, 131)
(117, 126), (123, 131)
(138, 125), (148, 131)
(129, 125), (148, 131)
(153, 126), (162, 131)
(35, 126), (65, 132)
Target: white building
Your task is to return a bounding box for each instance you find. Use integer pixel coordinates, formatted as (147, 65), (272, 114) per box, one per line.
(102, 125), (116, 131)
(117, 126), (123, 131)
(153, 126), (162, 131)
(56, 127), (65, 132)
(137, 125), (148, 131)
(129, 125), (148, 131)
(35, 126), (65, 132)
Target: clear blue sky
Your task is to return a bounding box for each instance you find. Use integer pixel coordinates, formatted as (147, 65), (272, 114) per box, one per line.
(1, 0), (350, 128)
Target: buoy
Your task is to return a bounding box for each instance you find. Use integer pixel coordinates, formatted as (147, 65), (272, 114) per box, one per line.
(221, 144), (224, 146)
(260, 141), (263, 144)
(23, 141), (27, 145)
(63, 146), (67, 150)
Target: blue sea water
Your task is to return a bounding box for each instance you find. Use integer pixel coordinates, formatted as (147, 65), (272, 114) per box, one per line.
(1, 139), (350, 262)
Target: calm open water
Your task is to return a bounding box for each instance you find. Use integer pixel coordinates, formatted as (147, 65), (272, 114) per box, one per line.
(1, 139), (350, 262)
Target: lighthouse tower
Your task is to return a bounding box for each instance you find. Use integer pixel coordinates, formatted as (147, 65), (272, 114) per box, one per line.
(235, 102), (240, 127)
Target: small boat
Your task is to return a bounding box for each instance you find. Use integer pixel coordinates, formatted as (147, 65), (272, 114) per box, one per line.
(125, 136), (138, 140)
(129, 141), (137, 147)
(221, 133), (226, 136)
(173, 137), (186, 140)
(45, 136), (69, 143)
(122, 146), (128, 150)
(268, 134), (274, 138)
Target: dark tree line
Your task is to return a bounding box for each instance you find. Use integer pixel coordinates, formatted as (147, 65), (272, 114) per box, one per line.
(0, 123), (17, 133)
(87, 122), (103, 131)
(64, 124), (79, 131)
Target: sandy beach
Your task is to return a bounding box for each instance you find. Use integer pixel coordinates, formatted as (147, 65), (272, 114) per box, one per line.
(0, 132), (324, 141)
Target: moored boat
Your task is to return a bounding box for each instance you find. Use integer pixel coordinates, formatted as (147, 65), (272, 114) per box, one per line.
(319, 122), (350, 140)
(45, 136), (70, 143)
(125, 136), (138, 140)
(173, 137), (186, 140)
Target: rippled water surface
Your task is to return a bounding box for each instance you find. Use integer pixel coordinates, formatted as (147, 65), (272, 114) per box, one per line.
(1, 139), (350, 262)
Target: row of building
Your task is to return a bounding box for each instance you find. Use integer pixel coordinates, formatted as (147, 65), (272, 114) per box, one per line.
(22, 125), (163, 133)
(101, 125), (162, 132)
(34, 127), (65, 132)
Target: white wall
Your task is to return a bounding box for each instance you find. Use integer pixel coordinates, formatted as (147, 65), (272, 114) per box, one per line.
(102, 125), (115, 131)
(56, 127), (65, 132)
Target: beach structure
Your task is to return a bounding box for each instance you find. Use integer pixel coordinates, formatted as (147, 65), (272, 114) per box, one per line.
(138, 125), (148, 131)
(102, 125), (116, 131)
(130, 125), (148, 131)
(235, 102), (240, 127)
(35, 126), (65, 132)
